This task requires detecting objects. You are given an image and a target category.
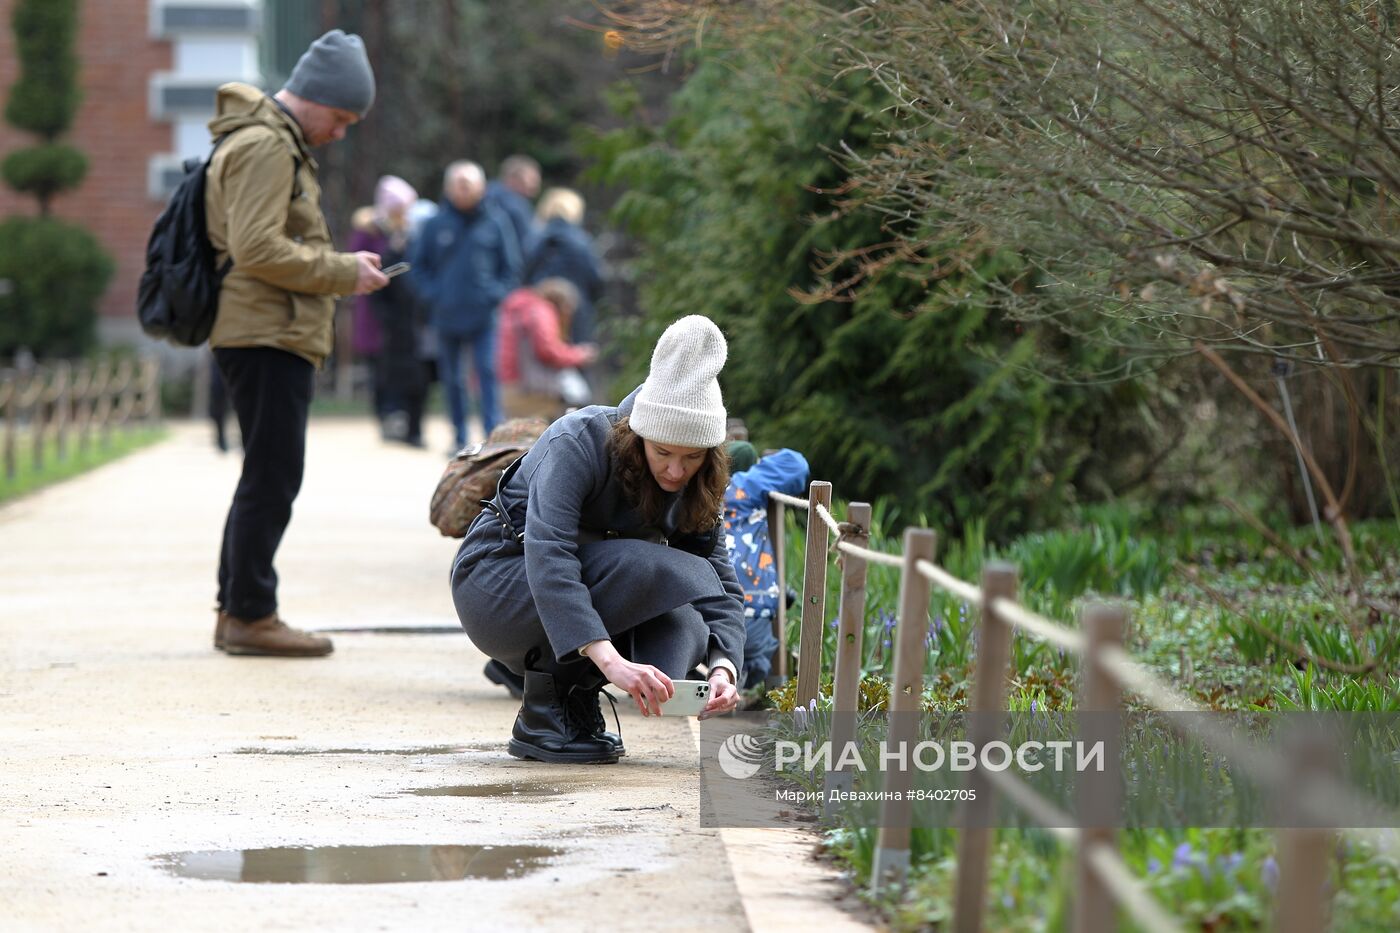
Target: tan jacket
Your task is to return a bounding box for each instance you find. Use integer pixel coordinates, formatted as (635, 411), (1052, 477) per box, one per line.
(205, 83), (359, 368)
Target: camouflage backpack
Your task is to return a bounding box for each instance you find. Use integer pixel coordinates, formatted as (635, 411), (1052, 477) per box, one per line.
(429, 417), (549, 537)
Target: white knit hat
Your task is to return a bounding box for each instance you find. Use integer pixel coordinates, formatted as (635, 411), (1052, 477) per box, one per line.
(630, 315), (728, 448)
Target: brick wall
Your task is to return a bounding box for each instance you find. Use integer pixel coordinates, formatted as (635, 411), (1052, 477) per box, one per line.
(0, 0), (172, 323)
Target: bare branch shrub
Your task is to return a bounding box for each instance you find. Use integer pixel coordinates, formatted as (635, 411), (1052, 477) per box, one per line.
(809, 0), (1400, 369)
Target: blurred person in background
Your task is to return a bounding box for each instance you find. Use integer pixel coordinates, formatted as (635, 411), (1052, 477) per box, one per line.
(356, 175), (427, 447)
(524, 188), (604, 345)
(496, 277), (598, 421)
(410, 160), (521, 450)
(485, 154), (541, 256)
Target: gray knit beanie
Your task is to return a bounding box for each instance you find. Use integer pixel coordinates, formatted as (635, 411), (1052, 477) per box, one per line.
(284, 30), (376, 118)
(630, 315), (728, 448)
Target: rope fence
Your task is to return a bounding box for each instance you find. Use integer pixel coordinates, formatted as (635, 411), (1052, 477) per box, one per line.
(0, 358), (161, 483)
(766, 479), (1386, 933)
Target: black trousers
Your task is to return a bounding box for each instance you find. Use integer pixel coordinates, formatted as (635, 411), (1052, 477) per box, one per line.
(214, 347), (314, 620)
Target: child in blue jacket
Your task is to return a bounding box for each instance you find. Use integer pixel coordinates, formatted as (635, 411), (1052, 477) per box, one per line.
(723, 444), (809, 689)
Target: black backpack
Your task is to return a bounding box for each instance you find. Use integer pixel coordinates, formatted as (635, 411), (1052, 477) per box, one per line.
(136, 131), (298, 347)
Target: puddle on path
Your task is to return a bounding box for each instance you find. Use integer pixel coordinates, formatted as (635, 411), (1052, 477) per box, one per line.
(405, 780), (588, 798)
(156, 844), (561, 884)
(232, 745), (483, 756)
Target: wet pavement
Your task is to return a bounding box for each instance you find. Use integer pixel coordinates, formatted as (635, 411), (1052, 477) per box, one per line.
(0, 420), (873, 932)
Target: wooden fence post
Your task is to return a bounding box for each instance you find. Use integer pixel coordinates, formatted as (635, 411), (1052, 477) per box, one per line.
(29, 369), (46, 472)
(1075, 603), (1126, 933)
(142, 358), (162, 425)
(73, 363), (92, 455)
(824, 501), (871, 817)
(795, 480), (833, 708)
(871, 527), (937, 891)
(1274, 728), (1340, 933)
(53, 361), (71, 462)
(769, 495), (788, 683)
(94, 360), (114, 448)
(951, 562), (1019, 933)
(2, 374), (16, 481)
(112, 358), (136, 430)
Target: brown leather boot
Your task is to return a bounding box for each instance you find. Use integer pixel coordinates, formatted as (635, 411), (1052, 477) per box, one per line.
(214, 609), (229, 651)
(222, 613), (333, 657)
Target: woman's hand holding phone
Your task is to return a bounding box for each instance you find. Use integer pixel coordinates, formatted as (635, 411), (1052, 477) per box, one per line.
(587, 641), (674, 716)
(700, 668), (739, 720)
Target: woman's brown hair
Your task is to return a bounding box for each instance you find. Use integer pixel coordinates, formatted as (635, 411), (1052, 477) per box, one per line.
(606, 417), (729, 534)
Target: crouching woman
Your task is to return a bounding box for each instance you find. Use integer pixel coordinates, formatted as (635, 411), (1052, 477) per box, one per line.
(450, 315), (746, 763)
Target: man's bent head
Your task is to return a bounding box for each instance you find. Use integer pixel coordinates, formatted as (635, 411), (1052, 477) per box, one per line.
(280, 29), (375, 145)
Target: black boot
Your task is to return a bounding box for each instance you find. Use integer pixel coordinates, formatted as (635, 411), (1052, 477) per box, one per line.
(483, 659), (525, 699)
(508, 669), (619, 764)
(565, 679), (626, 757)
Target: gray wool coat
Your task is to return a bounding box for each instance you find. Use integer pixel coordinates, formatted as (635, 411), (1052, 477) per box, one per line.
(450, 388), (747, 674)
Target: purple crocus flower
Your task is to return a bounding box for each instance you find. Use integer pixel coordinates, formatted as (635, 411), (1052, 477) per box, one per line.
(1261, 855), (1279, 892)
(1171, 842), (1196, 872)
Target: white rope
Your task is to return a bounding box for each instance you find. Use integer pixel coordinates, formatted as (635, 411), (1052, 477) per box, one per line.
(1085, 844), (1188, 933)
(836, 540), (905, 568)
(983, 768), (1078, 843)
(914, 559), (983, 606)
(769, 490), (808, 509)
(991, 596), (1085, 653)
(1099, 646), (1204, 712)
(813, 501), (842, 537)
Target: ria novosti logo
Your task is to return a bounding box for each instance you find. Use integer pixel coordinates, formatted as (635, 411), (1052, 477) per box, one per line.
(717, 733), (765, 779)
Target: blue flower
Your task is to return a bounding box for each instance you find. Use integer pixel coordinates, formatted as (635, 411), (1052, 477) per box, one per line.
(882, 639), (891, 650)
(1146, 857), (1162, 874)
(1171, 842), (1196, 872)
(1030, 700), (1038, 713)
(1261, 855), (1279, 892)
(1001, 894), (1014, 910)
(1218, 852), (1243, 875)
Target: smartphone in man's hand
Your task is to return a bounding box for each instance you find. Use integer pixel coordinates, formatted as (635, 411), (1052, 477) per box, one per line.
(382, 261), (411, 279)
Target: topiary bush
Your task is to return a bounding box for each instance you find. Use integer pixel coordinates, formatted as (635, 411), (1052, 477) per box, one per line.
(0, 217), (113, 357)
(4, 0), (80, 140)
(0, 0), (111, 358)
(1, 143), (87, 202)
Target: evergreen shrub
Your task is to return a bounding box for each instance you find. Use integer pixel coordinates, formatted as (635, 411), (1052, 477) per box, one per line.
(0, 217), (113, 357)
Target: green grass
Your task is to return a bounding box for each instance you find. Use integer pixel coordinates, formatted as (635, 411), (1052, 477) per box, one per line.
(0, 426), (167, 504)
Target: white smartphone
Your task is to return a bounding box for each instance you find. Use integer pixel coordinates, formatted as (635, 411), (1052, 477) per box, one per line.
(382, 261), (411, 278)
(661, 679), (712, 716)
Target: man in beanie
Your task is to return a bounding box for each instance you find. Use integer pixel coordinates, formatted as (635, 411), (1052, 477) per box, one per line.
(452, 315), (746, 763)
(205, 29), (388, 657)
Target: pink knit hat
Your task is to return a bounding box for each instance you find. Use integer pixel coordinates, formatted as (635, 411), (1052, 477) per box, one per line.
(374, 175), (417, 223)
